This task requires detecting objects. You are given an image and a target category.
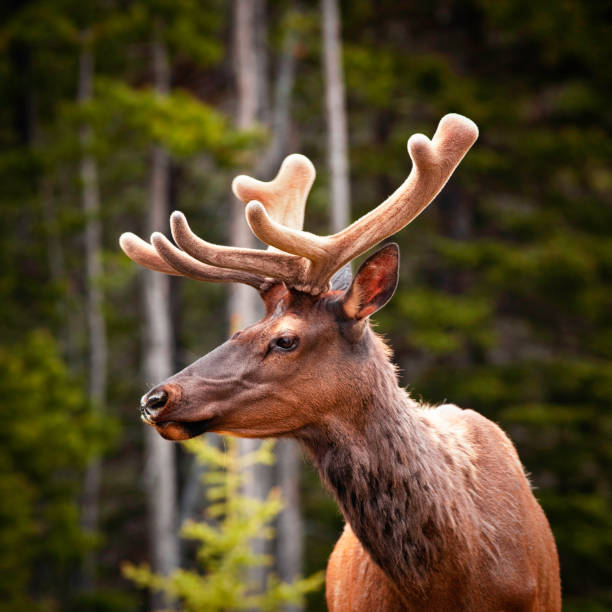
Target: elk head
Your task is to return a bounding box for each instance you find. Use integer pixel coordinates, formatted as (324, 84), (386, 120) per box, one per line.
(120, 114), (478, 441)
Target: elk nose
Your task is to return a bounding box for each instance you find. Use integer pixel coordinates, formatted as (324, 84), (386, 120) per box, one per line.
(140, 387), (169, 421)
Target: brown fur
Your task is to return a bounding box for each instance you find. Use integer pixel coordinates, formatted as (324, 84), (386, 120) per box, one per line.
(139, 253), (561, 611)
(302, 331), (560, 610)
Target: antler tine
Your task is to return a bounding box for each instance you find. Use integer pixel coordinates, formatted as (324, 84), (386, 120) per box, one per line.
(150, 232), (264, 288)
(245, 201), (328, 260)
(120, 232), (264, 287)
(170, 211), (308, 288)
(247, 114), (478, 292)
(232, 153), (315, 231)
(120, 232), (185, 276)
(330, 114), (478, 264)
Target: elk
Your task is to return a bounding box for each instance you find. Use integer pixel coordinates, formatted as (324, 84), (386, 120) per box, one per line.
(120, 114), (561, 611)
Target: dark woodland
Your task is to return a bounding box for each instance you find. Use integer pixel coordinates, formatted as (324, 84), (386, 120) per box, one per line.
(1, 0), (611, 610)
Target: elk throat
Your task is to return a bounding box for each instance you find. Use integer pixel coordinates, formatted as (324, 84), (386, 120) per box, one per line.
(298, 350), (489, 592)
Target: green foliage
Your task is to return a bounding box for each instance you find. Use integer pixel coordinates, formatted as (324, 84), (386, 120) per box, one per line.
(36, 80), (264, 171)
(80, 79), (264, 161)
(0, 330), (112, 610)
(127, 0), (225, 66)
(390, 288), (494, 355)
(123, 437), (324, 611)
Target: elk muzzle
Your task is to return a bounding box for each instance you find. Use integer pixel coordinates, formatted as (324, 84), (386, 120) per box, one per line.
(140, 384), (179, 423)
(139, 383), (213, 440)
(140, 388), (169, 422)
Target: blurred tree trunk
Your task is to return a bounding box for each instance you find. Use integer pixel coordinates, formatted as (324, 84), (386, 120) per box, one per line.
(78, 37), (107, 590)
(322, 0), (350, 232)
(275, 439), (302, 610)
(143, 29), (179, 610)
(230, 1), (260, 340)
(258, 6), (298, 178)
(232, 0), (272, 601)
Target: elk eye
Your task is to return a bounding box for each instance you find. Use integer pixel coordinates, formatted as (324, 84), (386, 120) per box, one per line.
(272, 335), (298, 352)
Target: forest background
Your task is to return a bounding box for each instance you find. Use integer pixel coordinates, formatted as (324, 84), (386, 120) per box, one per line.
(1, 0), (611, 610)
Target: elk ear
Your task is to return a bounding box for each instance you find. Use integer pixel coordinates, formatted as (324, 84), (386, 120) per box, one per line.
(260, 281), (289, 316)
(341, 243), (399, 321)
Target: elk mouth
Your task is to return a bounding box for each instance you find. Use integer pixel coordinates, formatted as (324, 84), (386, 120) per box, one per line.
(151, 418), (216, 441)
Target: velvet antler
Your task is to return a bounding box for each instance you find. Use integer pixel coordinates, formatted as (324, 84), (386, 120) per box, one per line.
(120, 114), (478, 294)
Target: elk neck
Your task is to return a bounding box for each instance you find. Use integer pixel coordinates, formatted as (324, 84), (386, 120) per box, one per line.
(296, 327), (494, 594)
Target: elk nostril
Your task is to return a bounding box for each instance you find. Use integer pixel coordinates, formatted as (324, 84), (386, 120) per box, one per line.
(143, 389), (169, 416)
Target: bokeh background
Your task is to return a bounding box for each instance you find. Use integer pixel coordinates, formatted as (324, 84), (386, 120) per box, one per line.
(1, 0), (611, 610)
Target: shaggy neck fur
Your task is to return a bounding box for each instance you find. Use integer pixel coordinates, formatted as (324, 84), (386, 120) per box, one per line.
(297, 330), (493, 598)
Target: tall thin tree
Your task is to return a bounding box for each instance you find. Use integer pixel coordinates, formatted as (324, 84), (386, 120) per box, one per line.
(322, 0), (350, 232)
(232, 0), (271, 598)
(78, 32), (107, 589)
(143, 26), (179, 608)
